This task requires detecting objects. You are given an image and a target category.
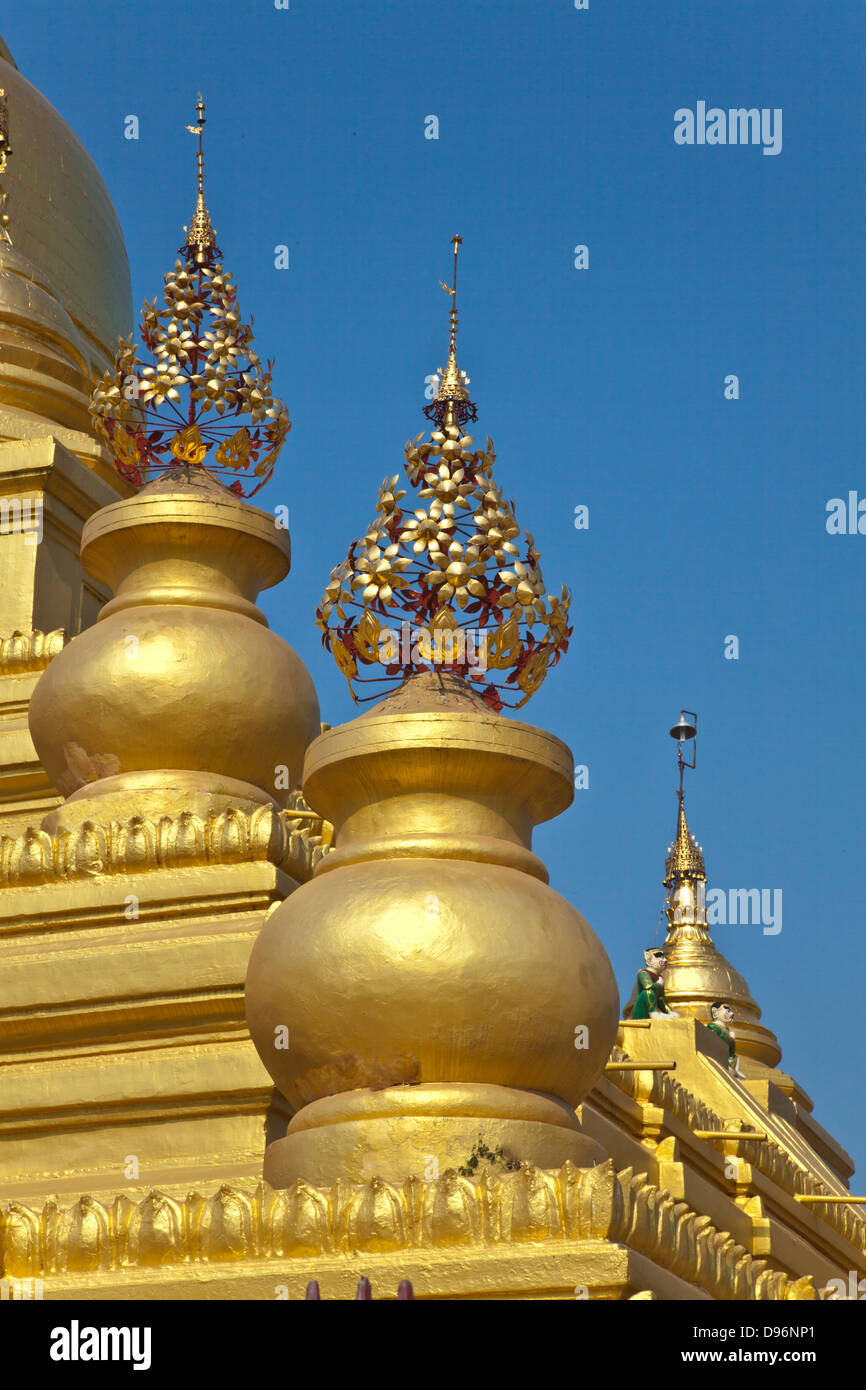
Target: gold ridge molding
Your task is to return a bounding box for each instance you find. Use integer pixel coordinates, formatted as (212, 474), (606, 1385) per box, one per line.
(0, 796), (330, 887)
(0, 629), (66, 675)
(0, 1160), (817, 1300)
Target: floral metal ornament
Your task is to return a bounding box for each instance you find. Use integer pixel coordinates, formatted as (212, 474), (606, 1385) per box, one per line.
(316, 237), (572, 711)
(89, 97), (289, 497)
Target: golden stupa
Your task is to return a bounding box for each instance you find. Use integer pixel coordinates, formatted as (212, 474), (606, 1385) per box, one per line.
(0, 40), (863, 1302)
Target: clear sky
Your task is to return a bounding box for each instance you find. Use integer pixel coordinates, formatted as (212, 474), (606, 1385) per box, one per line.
(5, 0), (865, 1177)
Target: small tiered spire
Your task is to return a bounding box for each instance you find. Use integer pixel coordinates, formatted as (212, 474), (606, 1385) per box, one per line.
(181, 94), (221, 266)
(653, 713), (782, 1070)
(424, 234), (476, 429)
(664, 791), (706, 886)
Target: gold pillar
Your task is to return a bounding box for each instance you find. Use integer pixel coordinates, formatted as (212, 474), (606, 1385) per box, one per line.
(246, 671), (620, 1186)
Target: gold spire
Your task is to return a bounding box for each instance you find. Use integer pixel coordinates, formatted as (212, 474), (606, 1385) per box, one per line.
(664, 791), (706, 885)
(316, 236), (572, 710)
(622, 769), (784, 1070)
(653, 757), (783, 1073)
(0, 85), (12, 245)
(90, 95), (290, 498)
(181, 94), (220, 266)
(425, 234), (476, 429)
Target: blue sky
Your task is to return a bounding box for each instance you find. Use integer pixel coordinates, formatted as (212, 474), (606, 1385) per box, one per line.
(5, 1), (865, 1176)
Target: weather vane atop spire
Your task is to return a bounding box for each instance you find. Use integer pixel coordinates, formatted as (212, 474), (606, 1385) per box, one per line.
(0, 87), (13, 246)
(425, 233), (476, 429)
(181, 93), (220, 266)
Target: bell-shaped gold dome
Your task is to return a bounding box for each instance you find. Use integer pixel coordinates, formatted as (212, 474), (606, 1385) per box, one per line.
(0, 36), (131, 384)
(0, 241), (95, 434)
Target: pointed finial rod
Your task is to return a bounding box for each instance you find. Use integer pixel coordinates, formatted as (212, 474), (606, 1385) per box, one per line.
(425, 234), (476, 428)
(664, 710), (705, 885)
(181, 93), (220, 267)
(448, 233), (462, 355)
(185, 93), (206, 198)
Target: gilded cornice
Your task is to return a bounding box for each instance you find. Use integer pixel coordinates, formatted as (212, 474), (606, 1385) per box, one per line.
(0, 628), (65, 675)
(0, 1161), (816, 1301)
(604, 1047), (866, 1250)
(0, 795), (330, 888)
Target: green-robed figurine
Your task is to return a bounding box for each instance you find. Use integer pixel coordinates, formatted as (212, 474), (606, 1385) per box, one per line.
(705, 1001), (744, 1079)
(632, 947), (679, 1020)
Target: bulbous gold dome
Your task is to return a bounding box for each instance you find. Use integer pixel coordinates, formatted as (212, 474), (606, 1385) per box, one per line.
(0, 37), (131, 380)
(246, 672), (620, 1185)
(249, 857), (617, 1110)
(29, 467), (320, 824)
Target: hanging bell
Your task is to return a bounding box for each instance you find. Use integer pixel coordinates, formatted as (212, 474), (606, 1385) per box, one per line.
(669, 711), (697, 742)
